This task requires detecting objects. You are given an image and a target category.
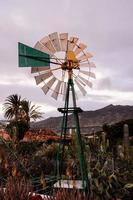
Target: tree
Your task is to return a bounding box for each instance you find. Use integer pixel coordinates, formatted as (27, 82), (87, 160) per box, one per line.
(4, 94), (43, 141)
(6, 120), (30, 141)
(4, 94), (21, 121)
(20, 100), (42, 124)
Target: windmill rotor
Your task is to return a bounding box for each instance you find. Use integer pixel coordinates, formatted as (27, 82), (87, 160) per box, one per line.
(28, 32), (96, 100)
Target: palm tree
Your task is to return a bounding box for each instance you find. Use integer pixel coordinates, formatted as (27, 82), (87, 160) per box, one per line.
(4, 94), (43, 141)
(4, 94), (42, 122)
(4, 94), (21, 121)
(20, 100), (42, 124)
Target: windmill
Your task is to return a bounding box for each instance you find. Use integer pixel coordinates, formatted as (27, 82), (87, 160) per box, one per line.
(18, 32), (96, 194)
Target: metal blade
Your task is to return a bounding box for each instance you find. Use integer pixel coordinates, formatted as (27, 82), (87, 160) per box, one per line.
(60, 81), (64, 94)
(62, 82), (67, 101)
(31, 66), (50, 74)
(42, 76), (56, 94)
(79, 70), (96, 78)
(78, 75), (92, 88)
(36, 42), (62, 65)
(75, 91), (78, 100)
(74, 43), (87, 56)
(35, 71), (53, 85)
(79, 62), (96, 68)
(89, 62), (96, 68)
(34, 41), (53, 56)
(32, 66), (61, 74)
(51, 80), (62, 100)
(41, 84), (49, 94)
(59, 33), (68, 51)
(68, 37), (79, 51)
(74, 76), (86, 86)
(40, 36), (56, 54)
(49, 32), (61, 52)
(75, 79), (87, 96)
(77, 52), (93, 61)
(46, 76), (56, 89)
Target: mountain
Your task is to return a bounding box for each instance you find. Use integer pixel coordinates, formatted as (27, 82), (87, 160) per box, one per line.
(31, 104), (133, 134)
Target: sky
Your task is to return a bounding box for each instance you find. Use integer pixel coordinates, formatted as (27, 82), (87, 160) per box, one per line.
(0, 0), (133, 119)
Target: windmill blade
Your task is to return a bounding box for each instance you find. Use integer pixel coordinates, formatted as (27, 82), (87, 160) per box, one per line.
(77, 52), (93, 61)
(73, 73), (86, 86)
(60, 81), (65, 94)
(34, 41), (54, 56)
(61, 69), (66, 83)
(79, 62), (96, 68)
(68, 37), (79, 51)
(51, 80), (62, 100)
(74, 43), (87, 56)
(59, 33), (68, 51)
(49, 32), (61, 52)
(35, 71), (53, 85)
(40, 36), (56, 54)
(78, 75), (92, 88)
(31, 66), (50, 74)
(79, 70), (96, 78)
(75, 79), (87, 96)
(31, 65), (61, 74)
(51, 55), (63, 65)
(62, 82), (67, 101)
(75, 91), (78, 101)
(42, 77), (56, 94)
(89, 62), (96, 68)
(41, 84), (49, 94)
(36, 41), (62, 64)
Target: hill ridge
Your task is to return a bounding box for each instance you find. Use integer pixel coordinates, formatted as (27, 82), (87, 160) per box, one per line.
(31, 104), (133, 134)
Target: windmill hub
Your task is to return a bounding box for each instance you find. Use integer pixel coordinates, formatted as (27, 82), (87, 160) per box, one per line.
(61, 61), (79, 71)
(61, 50), (80, 71)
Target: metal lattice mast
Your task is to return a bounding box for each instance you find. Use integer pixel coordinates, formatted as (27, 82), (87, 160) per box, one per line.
(57, 70), (90, 194)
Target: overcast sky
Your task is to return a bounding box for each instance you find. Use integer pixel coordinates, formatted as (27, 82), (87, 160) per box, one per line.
(0, 0), (133, 119)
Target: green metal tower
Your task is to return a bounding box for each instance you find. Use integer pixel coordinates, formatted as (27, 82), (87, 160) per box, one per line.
(57, 70), (90, 193)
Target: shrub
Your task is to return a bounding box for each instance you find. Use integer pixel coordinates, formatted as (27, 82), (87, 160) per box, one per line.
(0, 176), (32, 200)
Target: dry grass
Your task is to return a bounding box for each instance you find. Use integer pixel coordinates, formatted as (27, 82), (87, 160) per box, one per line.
(0, 176), (32, 200)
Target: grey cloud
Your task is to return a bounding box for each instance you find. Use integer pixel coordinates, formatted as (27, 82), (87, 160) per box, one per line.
(0, 0), (133, 119)
(96, 77), (112, 90)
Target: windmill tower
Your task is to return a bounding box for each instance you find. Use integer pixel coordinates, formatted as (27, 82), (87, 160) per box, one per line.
(18, 32), (96, 194)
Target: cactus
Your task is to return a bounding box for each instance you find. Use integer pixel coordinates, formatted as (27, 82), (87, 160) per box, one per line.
(123, 124), (129, 160)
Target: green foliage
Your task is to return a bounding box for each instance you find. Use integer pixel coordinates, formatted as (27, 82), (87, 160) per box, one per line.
(6, 120), (30, 141)
(103, 119), (133, 141)
(0, 125), (133, 199)
(4, 94), (21, 120)
(91, 164), (124, 199)
(4, 94), (43, 141)
(16, 141), (42, 155)
(20, 100), (42, 123)
(84, 136), (133, 199)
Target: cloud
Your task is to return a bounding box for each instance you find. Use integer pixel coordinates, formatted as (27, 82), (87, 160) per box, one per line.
(0, 0), (133, 119)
